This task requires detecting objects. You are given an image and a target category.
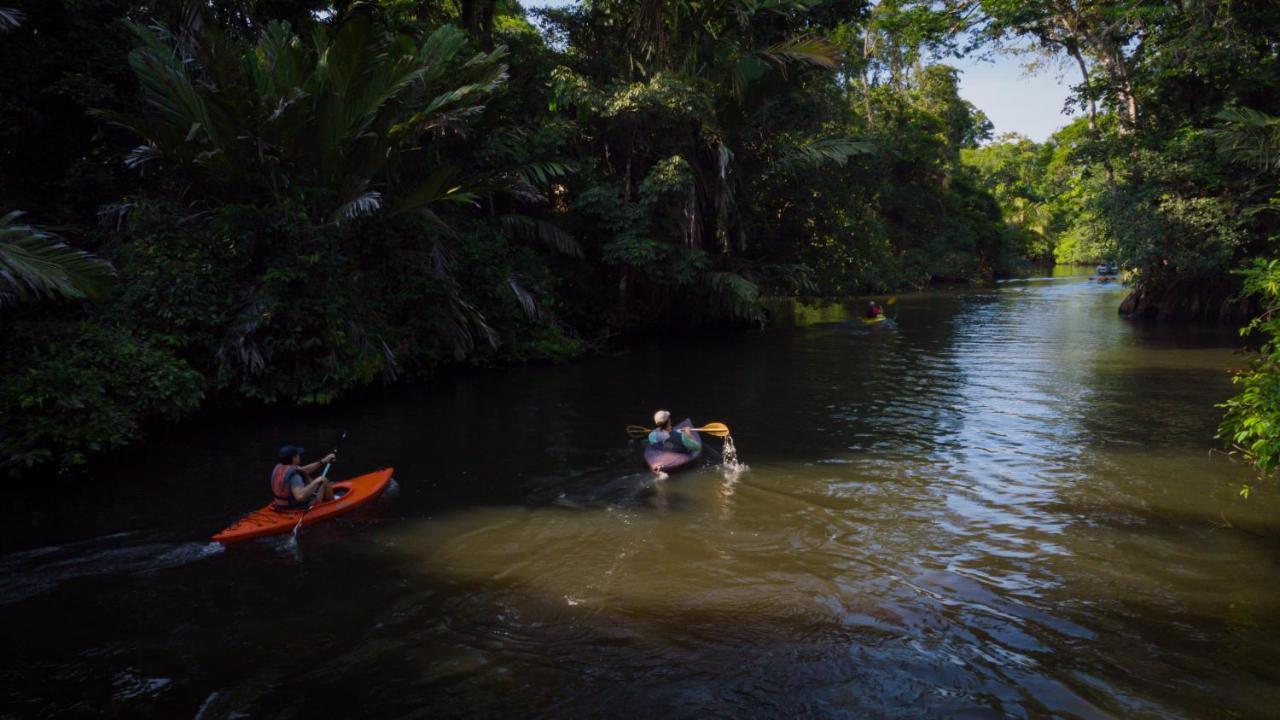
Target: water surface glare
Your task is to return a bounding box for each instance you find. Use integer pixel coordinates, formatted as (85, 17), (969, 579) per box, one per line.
(3, 268), (1279, 718)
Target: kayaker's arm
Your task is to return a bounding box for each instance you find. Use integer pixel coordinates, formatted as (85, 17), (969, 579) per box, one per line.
(292, 476), (330, 503)
(679, 428), (702, 452)
(298, 453), (337, 476)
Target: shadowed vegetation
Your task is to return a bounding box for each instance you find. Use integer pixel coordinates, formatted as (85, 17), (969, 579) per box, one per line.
(1, 0), (1277, 476)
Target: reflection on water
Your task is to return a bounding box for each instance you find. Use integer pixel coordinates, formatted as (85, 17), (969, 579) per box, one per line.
(3, 269), (1280, 718)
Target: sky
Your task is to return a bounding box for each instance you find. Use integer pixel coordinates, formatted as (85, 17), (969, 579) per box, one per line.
(519, 0), (1078, 142)
(946, 52), (1078, 142)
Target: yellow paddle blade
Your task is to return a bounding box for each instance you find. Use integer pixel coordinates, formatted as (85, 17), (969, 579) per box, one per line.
(885, 296), (898, 305)
(629, 422), (731, 437)
(693, 422), (731, 437)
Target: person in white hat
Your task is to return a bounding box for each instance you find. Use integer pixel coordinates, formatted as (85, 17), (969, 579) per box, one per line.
(647, 410), (701, 455)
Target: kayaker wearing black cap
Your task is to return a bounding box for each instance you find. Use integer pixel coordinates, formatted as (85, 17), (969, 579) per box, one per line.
(270, 445), (337, 510)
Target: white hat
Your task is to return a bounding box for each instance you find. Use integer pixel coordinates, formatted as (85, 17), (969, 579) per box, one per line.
(653, 409), (671, 426)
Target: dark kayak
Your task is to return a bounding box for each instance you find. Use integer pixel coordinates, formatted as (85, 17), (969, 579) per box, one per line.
(643, 418), (702, 474)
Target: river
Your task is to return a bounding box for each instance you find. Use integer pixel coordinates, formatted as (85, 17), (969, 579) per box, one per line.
(3, 268), (1278, 718)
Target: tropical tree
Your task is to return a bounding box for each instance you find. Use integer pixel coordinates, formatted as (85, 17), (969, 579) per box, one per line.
(108, 15), (508, 222)
(543, 0), (869, 320)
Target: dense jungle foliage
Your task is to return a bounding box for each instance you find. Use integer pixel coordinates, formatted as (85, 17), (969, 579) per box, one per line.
(1, 0), (1278, 477)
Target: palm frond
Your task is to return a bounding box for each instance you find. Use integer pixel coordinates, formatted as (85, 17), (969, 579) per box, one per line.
(334, 190), (383, 221)
(507, 276), (542, 320)
(773, 137), (875, 172)
(124, 21), (221, 148)
(704, 271), (764, 323)
(0, 211), (116, 306)
(756, 36), (843, 71)
(394, 164), (478, 214)
(499, 214), (583, 257)
(0, 6), (25, 31)
(1212, 107), (1280, 174)
(442, 294), (499, 359)
(514, 161), (574, 187)
(124, 142), (164, 171)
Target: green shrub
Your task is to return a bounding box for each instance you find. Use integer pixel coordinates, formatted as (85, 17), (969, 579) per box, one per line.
(117, 202), (249, 360)
(0, 321), (203, 474)
(1219, 258), (1280, 493)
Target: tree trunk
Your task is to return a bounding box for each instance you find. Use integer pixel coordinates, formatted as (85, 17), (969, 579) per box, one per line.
(1103, 51), (1138, 127)
(685, 181), (698, 247)
(460, 0), (497, 51)
(1066, 44), (1115, 185)
(861, 31), (874, 127)
(1068, 46), (1097, 130)
(1051, 2), (1139, 128)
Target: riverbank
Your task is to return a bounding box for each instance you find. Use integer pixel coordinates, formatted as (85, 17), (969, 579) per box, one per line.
(0, 242), (1018, 486)
(0, 264), (1237, 485)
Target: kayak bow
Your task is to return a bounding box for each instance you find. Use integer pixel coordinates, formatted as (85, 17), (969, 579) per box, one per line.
(213, 467), (394, 545)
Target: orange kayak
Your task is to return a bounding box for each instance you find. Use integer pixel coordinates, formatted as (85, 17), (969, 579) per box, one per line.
(213, 467), (394, 545)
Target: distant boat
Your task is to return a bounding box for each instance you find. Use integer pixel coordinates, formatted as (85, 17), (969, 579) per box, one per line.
(1096, 263), (1119, 276)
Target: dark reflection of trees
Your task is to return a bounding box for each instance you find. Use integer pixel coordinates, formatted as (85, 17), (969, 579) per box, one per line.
(700, 291), (978, 465)
(1069, 306), (1241, 451)
(1076, 365), (1234, 449)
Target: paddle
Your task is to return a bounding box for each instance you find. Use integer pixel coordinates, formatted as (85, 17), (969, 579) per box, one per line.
(292, 432), (347, 538)
(626, 422), (731, 438)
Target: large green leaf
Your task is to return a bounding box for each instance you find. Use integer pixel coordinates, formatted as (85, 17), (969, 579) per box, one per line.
(0, 212), (116, 306)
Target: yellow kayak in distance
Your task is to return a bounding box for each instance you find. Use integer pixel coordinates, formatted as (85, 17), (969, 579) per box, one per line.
(859, 315), (887, 325)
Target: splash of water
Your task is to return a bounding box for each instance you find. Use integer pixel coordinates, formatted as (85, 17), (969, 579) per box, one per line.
(720, 435), (748, 478)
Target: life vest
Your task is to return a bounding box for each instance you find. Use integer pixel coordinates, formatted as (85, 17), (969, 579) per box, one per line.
(270, 464), (299, 509)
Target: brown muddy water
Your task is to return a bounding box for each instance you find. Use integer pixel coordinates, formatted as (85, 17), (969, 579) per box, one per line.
(2, 268), (1278, 718)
